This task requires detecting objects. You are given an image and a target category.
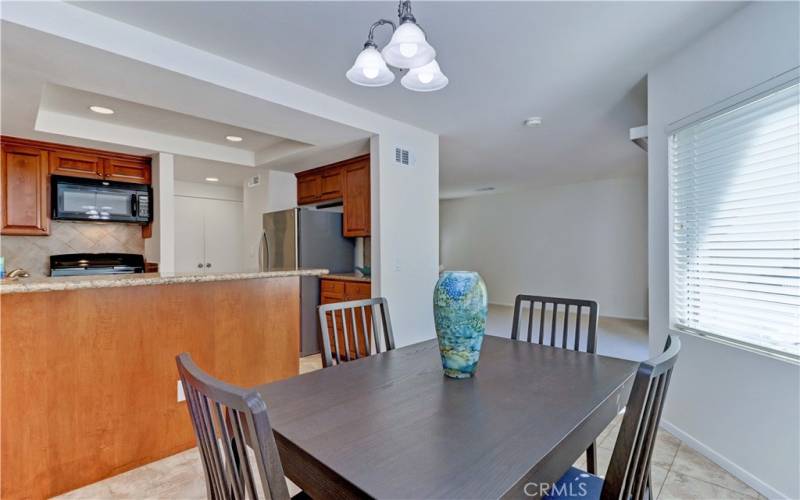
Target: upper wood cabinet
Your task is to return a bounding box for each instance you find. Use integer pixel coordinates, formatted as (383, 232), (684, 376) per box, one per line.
(342, 158), (370, 237)
(295, 154), (370, 237)
(320, 167), (343, 199)
(1, 143), (49, 235)
(49, 150), (104, 179)
(297, 174), (322, 205)
(104, 158), (150, 184)
(0, 136), (152, 236)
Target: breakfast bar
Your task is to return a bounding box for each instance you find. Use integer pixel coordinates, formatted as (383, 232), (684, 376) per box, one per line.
(0, 269), (326, 498)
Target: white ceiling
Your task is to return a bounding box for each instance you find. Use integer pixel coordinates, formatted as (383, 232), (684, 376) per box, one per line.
(73, 1), (745, 197)
(42, 84), (299, 152)
(0, 18), (373, 185)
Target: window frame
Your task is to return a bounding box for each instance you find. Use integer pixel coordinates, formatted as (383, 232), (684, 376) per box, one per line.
(666, 67), (800, 364)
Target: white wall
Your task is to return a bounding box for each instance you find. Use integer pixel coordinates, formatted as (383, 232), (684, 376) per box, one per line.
(174, 180), (243, 202)
(144, 152), (175, 272)
(440, 175), (648, 320)
(371, 133), (440, 347)
(648, 3), (800, 498)
(242, 169), (297, 271)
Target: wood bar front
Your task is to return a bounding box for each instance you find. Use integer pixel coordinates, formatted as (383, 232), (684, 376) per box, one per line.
(1, 276), (300, 499)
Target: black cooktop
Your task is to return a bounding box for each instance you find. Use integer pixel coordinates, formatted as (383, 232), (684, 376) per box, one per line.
(50, 253), (145, 277)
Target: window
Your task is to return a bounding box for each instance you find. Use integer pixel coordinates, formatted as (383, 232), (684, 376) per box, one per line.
(669, 79), (800, 362)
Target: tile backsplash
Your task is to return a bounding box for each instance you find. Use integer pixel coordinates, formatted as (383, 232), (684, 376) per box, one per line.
(1, 221), (145, 276)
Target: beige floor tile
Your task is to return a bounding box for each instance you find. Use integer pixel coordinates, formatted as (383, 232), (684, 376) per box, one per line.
(659, 470), (758, 500)
(299, 354), (323, 374)
(670, 444), (759, 496)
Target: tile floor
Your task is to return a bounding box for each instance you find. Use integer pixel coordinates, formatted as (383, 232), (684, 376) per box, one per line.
(58, 330), (763, 499)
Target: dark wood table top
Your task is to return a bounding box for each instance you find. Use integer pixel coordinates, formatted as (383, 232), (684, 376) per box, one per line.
(257, 336), (638, 499)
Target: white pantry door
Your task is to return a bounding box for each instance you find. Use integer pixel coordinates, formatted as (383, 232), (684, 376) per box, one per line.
(174, 196), (205, 273)
(203, 198), (243, 273)
(174, 196), (244, 273)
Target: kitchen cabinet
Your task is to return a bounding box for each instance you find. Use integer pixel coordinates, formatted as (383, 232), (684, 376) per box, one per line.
(49, 150), (104, 179)
(320, 167), (343, 199)
(297, 173), (322, 204)
(342, 158), (370, 237)
(320, 277), (372, 358)
(1, 143), (49, 235)
(0, 136), (152, 236)
(295, 154), (371, 236)
(175, 196), (243, 273)
(103, 157), (150, 184)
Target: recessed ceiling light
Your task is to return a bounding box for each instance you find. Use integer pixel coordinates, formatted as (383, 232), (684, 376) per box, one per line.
(205, 177), (219, 182)
(225, 135), (243, 142)
(476, 187), (495, 192)
(523, 117), (542, 127)
(89, 105), (114, 115)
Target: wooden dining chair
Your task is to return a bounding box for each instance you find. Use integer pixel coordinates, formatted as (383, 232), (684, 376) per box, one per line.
(544, 335), (682, 500)
(318, 297), (395, 368)
(511, 294), (599, 353)
(176, 353), (309, 500)
(512, 294), (600, 472)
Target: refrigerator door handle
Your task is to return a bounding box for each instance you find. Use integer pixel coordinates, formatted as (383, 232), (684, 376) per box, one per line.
(258, 231), (270, 272)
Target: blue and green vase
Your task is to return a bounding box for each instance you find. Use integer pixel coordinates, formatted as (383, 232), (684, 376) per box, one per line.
(433, 271), (488, 379)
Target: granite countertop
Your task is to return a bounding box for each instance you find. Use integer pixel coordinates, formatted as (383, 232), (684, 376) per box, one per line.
(0, 268), (329, 294)
(323, 273), (371, 283)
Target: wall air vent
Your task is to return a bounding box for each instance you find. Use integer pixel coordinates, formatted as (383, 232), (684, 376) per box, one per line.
(247, 175), (261, 187)
(394, 146), (414, 167)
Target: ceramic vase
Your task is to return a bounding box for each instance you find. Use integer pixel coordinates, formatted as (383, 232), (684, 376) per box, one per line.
(432, 271), (488, 379)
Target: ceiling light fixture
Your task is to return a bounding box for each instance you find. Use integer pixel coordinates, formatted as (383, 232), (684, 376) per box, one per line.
(225, 135), (243, 142)
(524, 117), (543, 127)
(347, 1), (447, 92)
(401, 60), (448, 92)
(89, 105), (114, 115)
(205, 177), (219, 182)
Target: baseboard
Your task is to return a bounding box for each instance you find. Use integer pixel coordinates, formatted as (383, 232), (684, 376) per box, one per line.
(660, 419), (788, 499)
(488, 302), (648, 322)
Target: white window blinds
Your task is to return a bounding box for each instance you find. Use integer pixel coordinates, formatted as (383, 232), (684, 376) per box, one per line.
(670, 81), (800, 360)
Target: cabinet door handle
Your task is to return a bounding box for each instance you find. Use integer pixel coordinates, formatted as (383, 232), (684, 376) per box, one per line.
(206, 263), (212, 268)
(197, 263), (203, 268)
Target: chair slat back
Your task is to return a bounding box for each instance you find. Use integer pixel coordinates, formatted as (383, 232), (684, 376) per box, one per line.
(318, 297), (395, 368)
(511, 294), (599, 353)
(176, 353), (290, 500)
(601, 335), (681, 500)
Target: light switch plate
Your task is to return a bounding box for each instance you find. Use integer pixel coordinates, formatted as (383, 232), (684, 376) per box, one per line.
(177, 380), (186, 402)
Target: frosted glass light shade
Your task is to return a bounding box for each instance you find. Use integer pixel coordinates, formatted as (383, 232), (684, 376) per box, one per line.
(381, 22), (435, 69)
(401, 60), (448, 92)
(346, 46), (395, 86)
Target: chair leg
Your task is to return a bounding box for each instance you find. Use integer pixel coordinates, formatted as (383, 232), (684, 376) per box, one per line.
(586, 441), (597, 474)
(646, 474), (653, 500)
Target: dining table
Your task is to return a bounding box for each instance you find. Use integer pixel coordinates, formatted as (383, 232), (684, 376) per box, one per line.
(256, 335), (639, 499)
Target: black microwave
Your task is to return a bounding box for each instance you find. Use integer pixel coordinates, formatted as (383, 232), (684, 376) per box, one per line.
(51, 176), (152, 224)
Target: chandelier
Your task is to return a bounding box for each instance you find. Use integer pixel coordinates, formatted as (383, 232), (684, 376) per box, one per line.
(346, 0), (448, 92)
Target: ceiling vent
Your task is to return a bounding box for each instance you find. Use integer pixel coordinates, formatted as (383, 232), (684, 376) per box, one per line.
(247, 175), (261, 188)
(394, 146), (415, 166)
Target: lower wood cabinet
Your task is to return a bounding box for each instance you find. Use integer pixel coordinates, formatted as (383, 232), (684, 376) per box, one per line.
(1, 143), (49, 235)
(320, 277), (372, 359)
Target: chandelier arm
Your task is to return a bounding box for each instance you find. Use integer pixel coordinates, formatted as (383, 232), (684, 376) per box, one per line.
(365, 19), (397, 48)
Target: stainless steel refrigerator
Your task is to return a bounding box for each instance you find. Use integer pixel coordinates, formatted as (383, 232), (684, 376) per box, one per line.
(260, 208), (355, 356)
